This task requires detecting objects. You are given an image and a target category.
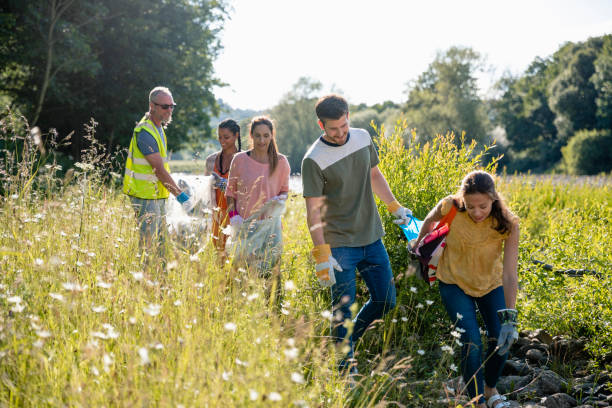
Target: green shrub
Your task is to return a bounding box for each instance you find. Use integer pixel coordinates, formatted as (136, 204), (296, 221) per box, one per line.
(562, 128), (612, 175)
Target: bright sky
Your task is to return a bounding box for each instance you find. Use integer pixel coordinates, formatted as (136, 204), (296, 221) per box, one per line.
(213, 0), (612, 111)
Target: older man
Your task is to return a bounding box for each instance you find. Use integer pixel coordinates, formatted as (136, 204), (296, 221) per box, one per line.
(123, 86), (194, 251)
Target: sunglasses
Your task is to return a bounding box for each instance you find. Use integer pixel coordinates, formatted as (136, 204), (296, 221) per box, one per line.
(153, 102), (176, 110)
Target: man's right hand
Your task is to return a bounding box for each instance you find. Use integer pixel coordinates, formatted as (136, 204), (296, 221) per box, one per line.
(311, 244), (342, 287)
(176, 191), (195, 213)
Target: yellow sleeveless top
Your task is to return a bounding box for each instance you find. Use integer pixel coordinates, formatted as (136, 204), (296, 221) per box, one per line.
(436, 196), (518, 297)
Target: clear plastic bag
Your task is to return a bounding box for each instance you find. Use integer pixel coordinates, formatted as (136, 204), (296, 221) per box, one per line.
(227, 198), (286, 276)
(166, 174), (215, 248)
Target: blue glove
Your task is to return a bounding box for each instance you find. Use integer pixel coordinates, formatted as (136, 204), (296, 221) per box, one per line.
(497, 308), (519, 356)
(177, 191), (195, 214)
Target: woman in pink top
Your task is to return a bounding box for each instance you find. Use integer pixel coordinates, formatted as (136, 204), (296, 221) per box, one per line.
(225, 116), (290, 282)
(225, 116), (290, 221)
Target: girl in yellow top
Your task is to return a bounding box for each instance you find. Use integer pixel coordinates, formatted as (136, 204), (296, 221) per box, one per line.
(414, 171), (519, 408)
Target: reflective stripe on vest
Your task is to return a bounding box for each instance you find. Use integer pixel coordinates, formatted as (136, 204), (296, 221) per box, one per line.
(122, 116), (170, 199)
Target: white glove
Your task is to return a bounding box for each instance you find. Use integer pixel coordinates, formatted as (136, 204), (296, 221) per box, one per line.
(211, 172), (227, 191)
(270, 193), (288, 202)
(312, 244), (342, 287)
(229, 214), (243, 226)
(386, 200), (412, 225)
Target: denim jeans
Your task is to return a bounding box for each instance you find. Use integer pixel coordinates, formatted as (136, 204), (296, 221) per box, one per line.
(439, 281), (508, 404)
(130, 196), (167, 251)
(330, 239), (396, 369)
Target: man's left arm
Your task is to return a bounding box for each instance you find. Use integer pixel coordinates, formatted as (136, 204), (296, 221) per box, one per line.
(371, 165), (412, 224)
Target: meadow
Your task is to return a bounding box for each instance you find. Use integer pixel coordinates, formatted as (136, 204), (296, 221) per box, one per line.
(0, 116), (610, 407)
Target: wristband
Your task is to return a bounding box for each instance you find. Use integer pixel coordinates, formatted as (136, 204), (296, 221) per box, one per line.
(497, 309), (518, 326)
(311, 244), (331, 263)
(386, 200), (401, 213)
(177, 191), (189, 204)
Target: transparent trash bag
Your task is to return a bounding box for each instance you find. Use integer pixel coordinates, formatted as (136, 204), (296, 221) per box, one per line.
(227, 198), (286, 276)
(166, 175), (215, 248)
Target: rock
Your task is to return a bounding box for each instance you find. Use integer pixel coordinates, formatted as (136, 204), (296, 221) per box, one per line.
(522, 402), (547, 408)
(504, 359), (533, 376)
(540, 393), (577, 408)
(497, 375), (531, 394)
(574, 405), (595, 408)
(594, 384), (611, 396)
(527, 348), (549, 365)
(517, 370), (569, 399)
(571, 382), (595, 398)
(596, 373), (611, 386)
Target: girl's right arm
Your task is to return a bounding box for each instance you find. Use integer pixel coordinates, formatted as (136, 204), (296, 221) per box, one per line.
(412, 200), (444, 248)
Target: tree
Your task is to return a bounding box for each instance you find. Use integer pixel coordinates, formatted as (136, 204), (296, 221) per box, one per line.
(268, 77), (323, 172)
(0, 0), (227, 159)
(403, 46), (490, 144)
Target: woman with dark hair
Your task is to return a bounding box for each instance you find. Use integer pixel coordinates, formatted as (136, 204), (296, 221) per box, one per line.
(413, 170), (520, 408)
(204, 119), (241, 257)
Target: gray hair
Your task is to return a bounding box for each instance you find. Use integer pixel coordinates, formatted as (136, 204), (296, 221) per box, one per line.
(149, 86), (172, 103)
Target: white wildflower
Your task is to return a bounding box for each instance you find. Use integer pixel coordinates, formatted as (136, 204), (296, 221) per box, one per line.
(410, 286), (418, 293)
(7, 296), (22, 304)
(417, 349), (425, 355)
(291, 372), (305, 384)
(441, 345), (454, 355)
(62, 282), (87, 292)
(416, 303), (424, 309)
(222, 371), (232, 381)
(449, 363), (458, 372)
(268, 392), (282, 402)
(450, 330), (461, 338)
(456, 312), (463, 320)
(102, 324), (119, 339)
(283, 347), (299, 360)
(11, 303), (25, 313)
(425, 300), (434, 306)
(249, 389), (259, 401)
(34, 258), (44, 266)
(224, 322), (237, 332)
(321, 310), (332, 320)
(455, 339), (463, 346)
(130, 271), (144, 281)
(96, 281), (112, 289)
(235, 358), (248, 367)
(102, 353), (114, 373)
(36, 330), (51, 338)
(91, 366), (100, 376)
(129, 317), (137, 325)
(189, 254), (199, 262)
(401, 317), (408, 322)
(247, 292), (259, 301)
(173, 300), (182, 306)
(138, 347), (150, 365)
(33, 339), (44, 348)
(143, 304), (161, 317)
(92, 306), (106, 313)
(286, 338), (296, 347)
(284, 280), (296, 291)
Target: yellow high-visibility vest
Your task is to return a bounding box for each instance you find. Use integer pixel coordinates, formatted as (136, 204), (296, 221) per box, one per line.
(122, 116), (171, 199)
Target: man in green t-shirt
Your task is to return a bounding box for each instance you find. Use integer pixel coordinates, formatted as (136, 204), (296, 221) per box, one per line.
(301, 94), (412, 373)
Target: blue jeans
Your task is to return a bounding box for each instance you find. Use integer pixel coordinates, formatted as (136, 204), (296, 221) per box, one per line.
(129, 196), (166, 251)
(331, 239), (396, 369)
(439, 282), (508, 404)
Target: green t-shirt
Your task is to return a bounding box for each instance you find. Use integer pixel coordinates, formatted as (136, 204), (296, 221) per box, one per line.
(301, 127), (383, 248)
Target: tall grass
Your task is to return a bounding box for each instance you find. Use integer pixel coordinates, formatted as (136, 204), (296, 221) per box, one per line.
(1, 111), (610, 407)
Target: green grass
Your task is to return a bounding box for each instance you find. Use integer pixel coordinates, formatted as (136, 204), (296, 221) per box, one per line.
(1, 113), (610, 406)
